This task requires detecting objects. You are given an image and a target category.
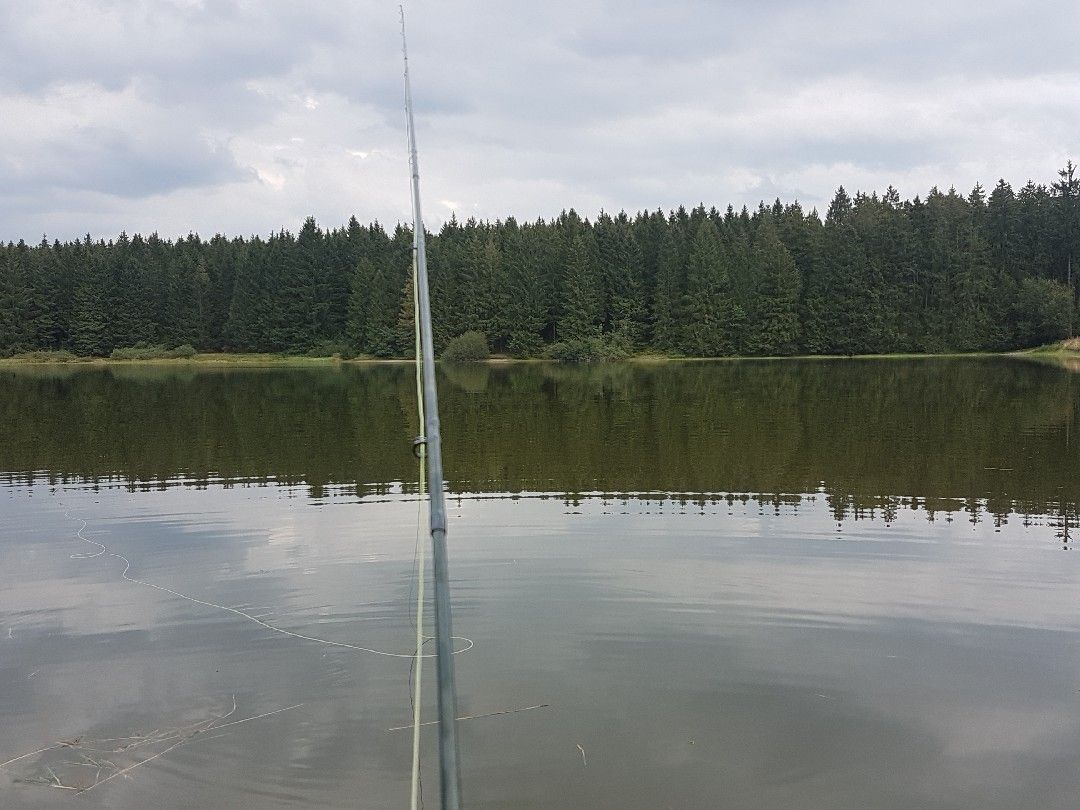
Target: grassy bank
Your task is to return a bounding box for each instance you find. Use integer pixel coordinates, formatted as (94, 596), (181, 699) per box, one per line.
(1019, 337), (1080, 356)
(2, 343), (1076, 368)
(1013, 338), (1080, 371)
(0, 350), (402, 367)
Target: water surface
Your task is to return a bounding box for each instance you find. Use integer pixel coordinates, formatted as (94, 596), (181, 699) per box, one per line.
(2, 358), (1078, 808)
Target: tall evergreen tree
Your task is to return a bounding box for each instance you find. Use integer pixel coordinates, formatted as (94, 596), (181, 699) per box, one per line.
(595, 212), (647, 348)
(72, 241), (110, 356)
(681, 219), (738, 356)
(744, 219), (800, 355)
(1052, 160), (1080, 334)
(652, 220), (685, 352)
(558, 229), (602, 344)
(503, 219), (547, 356)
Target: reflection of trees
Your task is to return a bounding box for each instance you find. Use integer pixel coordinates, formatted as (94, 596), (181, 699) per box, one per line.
(1054, 502), (1075, 550)
(1, 359), (1077, 521)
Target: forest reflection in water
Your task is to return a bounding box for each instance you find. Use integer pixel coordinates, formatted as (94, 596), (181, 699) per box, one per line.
(2, 357), (1077, 529)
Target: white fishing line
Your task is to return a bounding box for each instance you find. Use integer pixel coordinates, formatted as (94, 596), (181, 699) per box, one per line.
(63, 510), (473, 660)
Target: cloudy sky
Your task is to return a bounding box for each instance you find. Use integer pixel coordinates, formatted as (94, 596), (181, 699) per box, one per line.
(2, 0), (1079, 242)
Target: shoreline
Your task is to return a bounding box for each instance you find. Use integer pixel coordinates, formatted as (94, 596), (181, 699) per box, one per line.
(2, 344), (1078, 368)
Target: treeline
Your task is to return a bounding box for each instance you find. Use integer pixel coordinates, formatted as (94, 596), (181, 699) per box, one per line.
(2, 165), (1079, 358)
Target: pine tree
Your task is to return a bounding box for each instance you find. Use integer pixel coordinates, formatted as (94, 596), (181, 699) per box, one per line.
(72, 242), (110, 356)
(595, 212), (646, 349)
(558, 230), (601, 344)
(802, 188), (886, 354)
(503, 219), (546, 356)
(394, 273), (416, 353)
(744, 218), (800, 355)
(226, 239), (270, 351)
(1052, 161), (1080, 334)
(0, 243), (33, 353)
(945, 185), (998, 350)
(1016, 181), (1055, 280)
(27, 238), (66, 349)
(652, 220), (685, 351)
(361, 251), (404, 357)
(680, 219), (738, 356)
(346, 256), (373, 353)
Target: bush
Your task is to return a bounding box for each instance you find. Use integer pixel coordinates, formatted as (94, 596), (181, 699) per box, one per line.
(442, 331), (490, 362)
(110, 344), (198, 360)
(162, 344), (197, 359)
(548, 336), (631, 364)
(305, 340), (355, 359)
(12, 349), (81, 363)
(110, 346), (159, 360)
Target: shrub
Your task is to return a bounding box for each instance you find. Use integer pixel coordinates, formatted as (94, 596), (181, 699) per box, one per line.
(110, 344), (198, 360)
(13, 349), (80, 363)
(548, 336), (631, 364)
(162, 344), (197, 359)
(305, 340), (355, 359)
(442, 331), (490, 363)
(110, 346), (159, 360)
(548, 339), (593, 364)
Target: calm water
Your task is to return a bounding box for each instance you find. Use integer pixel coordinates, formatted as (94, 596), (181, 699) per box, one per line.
(2, 358), (1079, 808)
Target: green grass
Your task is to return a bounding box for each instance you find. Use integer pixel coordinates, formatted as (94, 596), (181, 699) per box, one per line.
(0, 351), (393, 367)
(1018, 338), (1080, 355)
(0, 350), (91, 364)
(3, 345), (1075, 368)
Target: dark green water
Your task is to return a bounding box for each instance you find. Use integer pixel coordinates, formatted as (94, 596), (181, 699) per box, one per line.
(1, 358), (1078, 808)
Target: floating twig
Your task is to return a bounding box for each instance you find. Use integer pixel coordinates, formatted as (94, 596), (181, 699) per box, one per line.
(1, 697), (303, 795)
(387, 703), (550, 732)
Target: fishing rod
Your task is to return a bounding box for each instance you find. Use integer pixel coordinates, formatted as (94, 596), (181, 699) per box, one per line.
(400, 8), (463, 809)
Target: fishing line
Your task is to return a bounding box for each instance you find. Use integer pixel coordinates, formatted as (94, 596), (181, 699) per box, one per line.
(61, 510), (473, 660)
(409, 187), (429, 810)
(409, 488), (427, 810)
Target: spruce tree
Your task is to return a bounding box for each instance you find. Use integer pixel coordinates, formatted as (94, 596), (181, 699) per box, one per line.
(558, 230), (602, 344)
(744, 219), (800, 355)
(681, 219), (737, 356)
(0, 244), (33, 353)
(1052, 161), (1080, 333)
(595, 212), (647, 349)
(503, 219), (546, 356)
(72, 244), (110, 356)
(652, 220), (686, 352)
(346, 257), (373, 353)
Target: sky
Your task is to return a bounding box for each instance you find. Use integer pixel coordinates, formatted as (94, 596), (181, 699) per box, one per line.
(2, 0), (1079, 243)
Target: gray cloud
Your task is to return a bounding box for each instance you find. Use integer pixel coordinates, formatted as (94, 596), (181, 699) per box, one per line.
(1, 0), (1078, 242)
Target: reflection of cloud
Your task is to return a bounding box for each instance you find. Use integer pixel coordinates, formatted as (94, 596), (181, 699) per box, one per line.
(554, 498), (1080, 633)
(931, 706), (1077, 756)
(441, 493), (1080, 807)
(5, 480), (1080, 805)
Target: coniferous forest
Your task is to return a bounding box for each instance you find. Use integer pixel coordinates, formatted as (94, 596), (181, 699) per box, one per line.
(2, 166), (1079, 360)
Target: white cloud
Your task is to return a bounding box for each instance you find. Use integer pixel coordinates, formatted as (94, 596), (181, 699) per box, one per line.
(1, 0), (1079, 241)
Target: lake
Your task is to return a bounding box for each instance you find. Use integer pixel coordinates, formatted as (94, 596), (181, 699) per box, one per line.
(2, 358), (1078, 808)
